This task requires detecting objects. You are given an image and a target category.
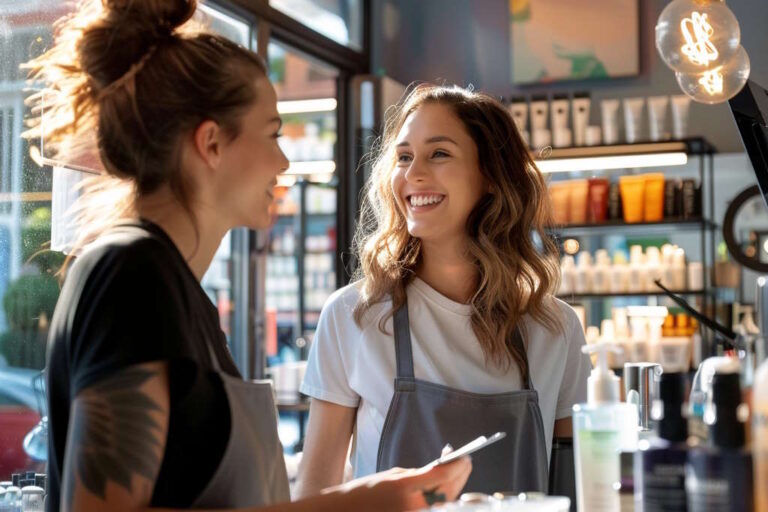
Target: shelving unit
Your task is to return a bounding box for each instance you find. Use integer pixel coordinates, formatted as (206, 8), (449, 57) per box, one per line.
(548, 137), (718, 354)
(267, 180), (337, 361)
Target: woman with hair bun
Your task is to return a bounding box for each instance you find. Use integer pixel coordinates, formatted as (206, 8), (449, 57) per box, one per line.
(29, 1), (470, 511)
(297, 85), (591, 496)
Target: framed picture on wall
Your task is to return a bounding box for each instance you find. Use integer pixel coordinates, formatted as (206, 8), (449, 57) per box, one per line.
(510, 0), (640, 85)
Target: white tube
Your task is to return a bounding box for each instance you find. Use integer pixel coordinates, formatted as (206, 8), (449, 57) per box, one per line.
(671, 95), (691, 140)
(551, 96), (570, 132)
(508, 99), (529, 134)
(647, 96), (669, 142)
(600, 99), (620, 145)
(572, 95), (591, 146)
(530, 97), (549, 131)
(623, 98), (644, 144)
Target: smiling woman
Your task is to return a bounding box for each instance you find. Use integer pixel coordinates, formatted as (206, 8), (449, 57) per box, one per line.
(298, 84), (591, 497)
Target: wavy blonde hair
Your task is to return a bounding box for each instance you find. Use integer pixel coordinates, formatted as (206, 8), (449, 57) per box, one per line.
(353, 85), (562, 376)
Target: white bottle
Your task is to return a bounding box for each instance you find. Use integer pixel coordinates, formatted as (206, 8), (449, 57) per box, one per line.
(672, 248), (687, 290)
(593, 250), (612, 294)
(573, 343), (639, 512)
(610, 252), (630, 293)
(575, 252), (594, 294)
(628, 245), (646, 293)
(645, 246), (663, 292)
(560, 255), (577, 295)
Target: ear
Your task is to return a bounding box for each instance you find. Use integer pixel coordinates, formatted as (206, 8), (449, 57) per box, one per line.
(192, 120), (224, 170)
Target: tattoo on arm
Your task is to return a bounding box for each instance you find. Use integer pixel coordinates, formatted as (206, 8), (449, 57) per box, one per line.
(67, 366), (166, 502)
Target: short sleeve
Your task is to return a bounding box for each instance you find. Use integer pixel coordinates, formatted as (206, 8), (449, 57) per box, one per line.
(68, 240), (196, 396)
(555, 307), (591, 419)
(300, 294), (360, 408)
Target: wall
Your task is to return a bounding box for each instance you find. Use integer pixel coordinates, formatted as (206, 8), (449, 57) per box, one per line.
(371, 0), (768, 154)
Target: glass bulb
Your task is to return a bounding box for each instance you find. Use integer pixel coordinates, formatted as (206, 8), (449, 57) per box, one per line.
(675, 45), (750, 104)
(656, 0), (740, 74)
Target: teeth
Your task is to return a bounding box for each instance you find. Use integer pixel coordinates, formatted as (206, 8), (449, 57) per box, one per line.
(409, 195), (443, 207)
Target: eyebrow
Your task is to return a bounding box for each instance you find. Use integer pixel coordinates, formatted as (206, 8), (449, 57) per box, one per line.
(396, 135), (459, 147)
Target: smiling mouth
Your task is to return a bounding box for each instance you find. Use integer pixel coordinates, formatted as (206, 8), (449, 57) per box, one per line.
(406, 194), (445, 208)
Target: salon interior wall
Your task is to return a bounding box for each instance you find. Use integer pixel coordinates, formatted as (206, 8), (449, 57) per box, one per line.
(371, 0), (768, 307)
(371, 0), (768, 154)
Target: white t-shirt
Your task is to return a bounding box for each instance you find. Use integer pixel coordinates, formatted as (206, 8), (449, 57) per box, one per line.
(301, 278), (591, 478)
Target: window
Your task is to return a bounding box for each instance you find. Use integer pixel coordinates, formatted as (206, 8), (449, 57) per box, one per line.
(270, 0), (363, 51)
(0, 0), (69, 478)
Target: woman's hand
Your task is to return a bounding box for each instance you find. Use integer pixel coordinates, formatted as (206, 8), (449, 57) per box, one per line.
(327, 456), (472, 512)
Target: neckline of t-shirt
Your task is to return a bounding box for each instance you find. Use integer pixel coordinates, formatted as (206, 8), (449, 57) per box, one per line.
(410, 277), (473, 316)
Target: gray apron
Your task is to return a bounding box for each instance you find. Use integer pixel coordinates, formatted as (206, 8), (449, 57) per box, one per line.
(376, 303), (549, 495)
(192, 338), (290, 508)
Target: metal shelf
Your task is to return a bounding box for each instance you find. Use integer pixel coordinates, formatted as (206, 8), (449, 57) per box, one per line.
(541, 137), (717, 159)
(552, 218), (718, 236)
(557, 290), (708, 301)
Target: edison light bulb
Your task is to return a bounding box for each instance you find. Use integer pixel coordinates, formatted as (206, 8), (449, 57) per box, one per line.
(675, 45), (750, 104)
(656, 0), (740, 74)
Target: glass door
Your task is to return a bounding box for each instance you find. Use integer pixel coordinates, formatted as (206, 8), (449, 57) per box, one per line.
(267, 42), (339, 365)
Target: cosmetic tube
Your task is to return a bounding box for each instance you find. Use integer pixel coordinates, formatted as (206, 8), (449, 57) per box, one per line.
(572, 92), (591, 146)
(551, 94), (569, 131)
(643, 173), (665, 222)
(549, 182), (570, 225)
(608, 182), (623, 220)
(622, 97), (644, 144)
(600, 99), (620, 145)
(671, 95), (691, 140)
(508, 97), (528, 134)
(619, 175), (646, 223)
(587, 178), (609, 223)
(647, 96), (669, 142)
(530, 95), (549, 131)
(569, 179), (589, 224)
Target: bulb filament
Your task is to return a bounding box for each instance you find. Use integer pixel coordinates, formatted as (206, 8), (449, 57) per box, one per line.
(680, 12), (719, 67)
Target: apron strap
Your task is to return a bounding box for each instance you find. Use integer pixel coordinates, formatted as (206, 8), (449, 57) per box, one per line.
(510, 326), (534, 391)
(394, 298), (534, 390)
(393, 304), (415, 379)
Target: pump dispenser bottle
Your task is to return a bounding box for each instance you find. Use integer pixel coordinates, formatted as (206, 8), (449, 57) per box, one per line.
(685, 367), (753, 512)
(637, 372), (689, 511)
(573, 343), (639, 512)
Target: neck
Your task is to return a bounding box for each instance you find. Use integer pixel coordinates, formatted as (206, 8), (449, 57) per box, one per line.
(416, 236), (478, 303)
(136, 188), (229, 281)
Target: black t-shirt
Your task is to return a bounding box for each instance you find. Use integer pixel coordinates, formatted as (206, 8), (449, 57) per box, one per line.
(46, 220), (241, 510)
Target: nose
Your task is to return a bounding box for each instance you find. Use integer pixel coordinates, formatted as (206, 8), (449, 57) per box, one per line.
(404, 156), (427, 183)
(278, 145), (290, 174)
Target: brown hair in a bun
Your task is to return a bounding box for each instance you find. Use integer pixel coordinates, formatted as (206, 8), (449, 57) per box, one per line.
(23, 0), (267, 254)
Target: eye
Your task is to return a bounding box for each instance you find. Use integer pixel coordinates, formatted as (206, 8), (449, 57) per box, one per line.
(397, 153), (413, 163)
(432, 149), (450, 158)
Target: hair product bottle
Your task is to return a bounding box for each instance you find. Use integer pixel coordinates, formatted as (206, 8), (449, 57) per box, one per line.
(685, 367), (753, 512)
(637, 372), (689, 511)
(573, 343), (638, 512)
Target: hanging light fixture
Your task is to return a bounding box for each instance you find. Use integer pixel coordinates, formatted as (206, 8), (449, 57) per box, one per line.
(656, 0), (750, 104)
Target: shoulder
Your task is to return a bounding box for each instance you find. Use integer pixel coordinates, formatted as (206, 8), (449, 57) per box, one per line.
(523, 298), (583, 347)
(319, 279), (392, 331)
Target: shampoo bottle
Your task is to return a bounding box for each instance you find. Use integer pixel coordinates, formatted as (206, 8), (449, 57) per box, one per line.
(685, 366), (753, 512)
(637, 371), (689, 512)
(573, 343), (639, 512)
